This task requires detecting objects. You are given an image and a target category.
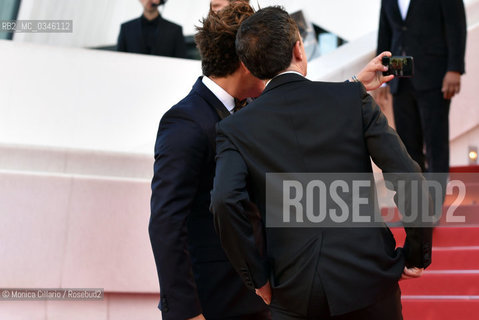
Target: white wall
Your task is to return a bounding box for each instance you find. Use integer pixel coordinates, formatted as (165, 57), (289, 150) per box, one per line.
(256, 0), (381, 41)
(14, 0), (213, 47)
(450, 126), (479, 166)
(0, 39), (201, 154)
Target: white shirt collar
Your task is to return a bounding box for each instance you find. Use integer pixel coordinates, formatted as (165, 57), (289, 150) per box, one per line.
(398, 0), (410, 20)
(265, 71), (304, 88)
(202, 76), (235, 114)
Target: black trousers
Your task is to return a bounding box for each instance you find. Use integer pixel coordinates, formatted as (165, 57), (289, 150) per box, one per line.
(270, 271), (403, 320)
(392, 79), (450, 206)
(392, 79), (451, 174)
(218, 309), (271, 320)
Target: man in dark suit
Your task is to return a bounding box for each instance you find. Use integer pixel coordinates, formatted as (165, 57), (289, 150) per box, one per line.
(376, 0), (467, 191)
(210, 6), (433, 320)
(149, 3), (267, 319)
(117, 0), (186, 58)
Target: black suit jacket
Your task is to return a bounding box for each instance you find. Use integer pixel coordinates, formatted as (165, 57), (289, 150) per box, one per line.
(377, 0), (467, 93)
(149, 78), (267, 320)
(117, 15), (186, 58)
(210, 74), (433, 316)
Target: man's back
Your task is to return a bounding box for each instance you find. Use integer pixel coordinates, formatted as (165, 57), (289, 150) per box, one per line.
(221, 75), (373, 175)
(213, 73), (427, 316)
(212, 6), (432, 319)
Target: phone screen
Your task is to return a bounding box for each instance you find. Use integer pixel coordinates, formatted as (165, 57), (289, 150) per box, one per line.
(382, 56), (414, 78)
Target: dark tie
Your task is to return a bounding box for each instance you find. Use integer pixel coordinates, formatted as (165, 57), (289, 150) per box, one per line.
(233, 98), (248, 113)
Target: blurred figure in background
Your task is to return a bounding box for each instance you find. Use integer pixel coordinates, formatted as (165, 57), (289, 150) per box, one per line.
(210, 0), (249, 13)
(375, 0), (467, 198)
(117, 0), (186, 58)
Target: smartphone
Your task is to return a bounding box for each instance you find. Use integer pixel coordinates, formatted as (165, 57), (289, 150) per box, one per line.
(382, 56), (414, 78)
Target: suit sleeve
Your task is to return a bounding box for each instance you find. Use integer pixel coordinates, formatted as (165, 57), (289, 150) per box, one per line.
(117, 24), (127, 52)
(149, 110), (206, 319)
(359, 83), (432, 268)
(440, 0), (467, 74)
(174, 26), (187, 59)
(377, 0), (392, 55)
(210, 123), (269, 291)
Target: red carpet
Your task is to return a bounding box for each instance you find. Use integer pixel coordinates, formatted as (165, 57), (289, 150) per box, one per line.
(401, 298), (479, 320)
(391, 166), (479, 319)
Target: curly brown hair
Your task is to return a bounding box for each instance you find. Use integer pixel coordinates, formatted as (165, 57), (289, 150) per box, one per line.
(195, 1), (255, 77)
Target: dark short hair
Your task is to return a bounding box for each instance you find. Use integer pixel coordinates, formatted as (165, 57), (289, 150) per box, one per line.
(195, 1), (254, 77)
(236, 6), (300, 80)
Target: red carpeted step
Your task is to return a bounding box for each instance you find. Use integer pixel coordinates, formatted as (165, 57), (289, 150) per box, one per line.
(427, 247), (479, 270)
(401, 297), (479, 320)
(450, 165), (479, 173)
(445, 183), (479, 207)
(399, 271), (479, 295)
(381, 205), (479, 225)
(393, 165), (479, 320)
(438, 205), (479, 224)
(390, 227), (479, 247)
(381, 206), (479, 227)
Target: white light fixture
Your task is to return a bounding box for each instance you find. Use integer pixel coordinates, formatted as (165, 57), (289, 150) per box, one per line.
(469, 146), (478, 165)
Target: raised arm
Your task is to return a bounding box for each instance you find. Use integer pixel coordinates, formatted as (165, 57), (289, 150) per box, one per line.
(356, 51), (395, 91)
(359, 83), (433, 270)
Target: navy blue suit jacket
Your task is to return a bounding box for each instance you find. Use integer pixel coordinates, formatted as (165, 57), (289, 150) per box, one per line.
(117, 15), (186, 58)
(377, 0), (466, 93)
(149, 78), (267, 320)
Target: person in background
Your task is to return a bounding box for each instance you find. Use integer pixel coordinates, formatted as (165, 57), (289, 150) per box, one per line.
(375, 0), (467, 201)
(210, 0), (249, 13)
(117, 0), (186, 58)
(149, 2), (397, 319)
